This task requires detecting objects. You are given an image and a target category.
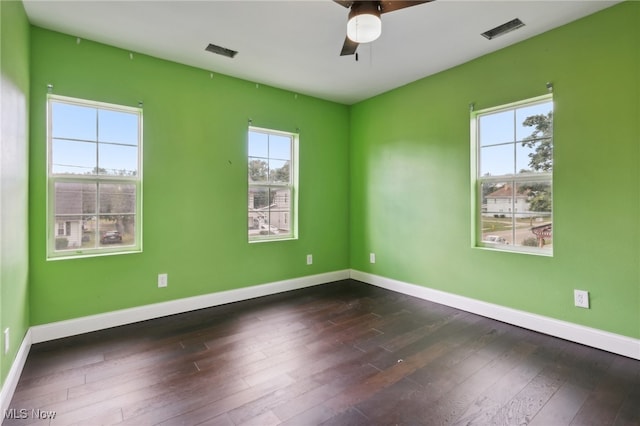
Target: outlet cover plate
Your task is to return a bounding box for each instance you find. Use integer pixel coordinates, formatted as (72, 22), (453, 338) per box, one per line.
(4, 328), (9, 354)
(574, 289), (589, 308)
(158, 273), (168, 288)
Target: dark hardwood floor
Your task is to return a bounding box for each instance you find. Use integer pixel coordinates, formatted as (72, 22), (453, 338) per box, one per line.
(5, 280), (639, 426)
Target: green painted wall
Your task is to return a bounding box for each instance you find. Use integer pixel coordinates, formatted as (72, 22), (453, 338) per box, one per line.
(350, 2), (639, 338)
(17, 1), (640, 348)
(28, 28), (350, 325)
(0, 0), (31, 384)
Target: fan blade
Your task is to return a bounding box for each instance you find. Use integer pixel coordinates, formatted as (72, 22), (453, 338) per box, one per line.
(340, 36), (359, 56)
(333, 1), (353, 8)
(379, 0), (432, 14)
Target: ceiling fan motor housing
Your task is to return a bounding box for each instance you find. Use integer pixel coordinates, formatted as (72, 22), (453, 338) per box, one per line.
(347, 1), (382, 43)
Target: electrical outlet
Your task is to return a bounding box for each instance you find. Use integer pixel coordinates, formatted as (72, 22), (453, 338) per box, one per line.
(574, 289), (589, 308)
(158, 273), (168, 288)
(306, 254), (313, 265)
(370, 253), (376, 263)
(4, 328), (9, 355)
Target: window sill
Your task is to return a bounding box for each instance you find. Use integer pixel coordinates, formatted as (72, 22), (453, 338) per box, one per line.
(47, 247), (142, 261)
(474, 244), (553, 257)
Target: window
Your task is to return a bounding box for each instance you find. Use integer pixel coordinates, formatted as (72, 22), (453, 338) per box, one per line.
(47, 95), (142, 259)
(248, 126), (298, 242)
(472, 95), (553, 254)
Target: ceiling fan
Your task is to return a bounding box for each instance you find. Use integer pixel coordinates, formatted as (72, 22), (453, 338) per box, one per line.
(334, 1), (434, 56)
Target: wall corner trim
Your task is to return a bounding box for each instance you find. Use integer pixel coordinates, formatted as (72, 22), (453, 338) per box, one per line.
(350, 269), (640, 360)
(0, 329), (33, 416)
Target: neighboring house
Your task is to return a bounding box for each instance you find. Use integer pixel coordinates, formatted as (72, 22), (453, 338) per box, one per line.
(483, 184), (530, 217)
(248, 188), (290, 233)
(55, 183), (135, 247)
(54, 183), (85, 248)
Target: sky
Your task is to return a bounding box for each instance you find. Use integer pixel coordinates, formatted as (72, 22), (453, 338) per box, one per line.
(478, 100), (552, 177)
(248, 129), (292, 173)
(51, 98), (548, 179)
(51, 100), (140, 176)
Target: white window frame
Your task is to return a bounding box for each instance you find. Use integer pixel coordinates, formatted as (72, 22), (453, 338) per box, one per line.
(471, 94), (553, 255)
(248, 126), (298, 243)
(47, 95), (143, 259)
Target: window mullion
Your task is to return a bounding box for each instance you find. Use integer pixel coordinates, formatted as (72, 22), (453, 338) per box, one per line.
(95, 108), (100, 176)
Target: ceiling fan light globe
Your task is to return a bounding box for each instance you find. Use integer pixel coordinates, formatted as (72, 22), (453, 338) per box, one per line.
(347, 14), (382, 43)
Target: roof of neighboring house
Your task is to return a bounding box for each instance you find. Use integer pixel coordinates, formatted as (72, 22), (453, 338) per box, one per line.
(55, 183), (85, 215)
(486, 185), (528, 199)
(55, 182), (135, 215)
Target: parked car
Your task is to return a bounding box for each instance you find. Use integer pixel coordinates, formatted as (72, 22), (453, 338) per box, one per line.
(259, 224), (279, 235)
(483, 235), (508, 244)
(100, 230), (122, 244)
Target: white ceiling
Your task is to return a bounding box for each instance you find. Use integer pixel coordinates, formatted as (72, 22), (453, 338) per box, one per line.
(23, 0), (620, 105)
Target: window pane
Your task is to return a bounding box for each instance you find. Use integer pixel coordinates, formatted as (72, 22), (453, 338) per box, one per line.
(54, 182), (97, 251)
(249, 158), (269, 182)
(249, 187), (269, 237)
(269, 159), (290, 183)
(248, 187), (292, 238)
(249, 187), (269, 211)
(481, 181), (510, 215)
(514, 181), (552, 249)
(516, 139), (552, 174)
(98, 143), (138, 176)
(99, 184), (136, 214)
(479, 180), (512, 245)
(52, 102), (97, 141)
(480, 144), (514, 176)
(516, 101), (553, 141)
(269, 134), (291, 161)
(479, 110), (514, 146)
(51, 139), (97, 175)
(98, 214), (135, 247)
(516, 181), (552, 215)
(98, 109), (139, 145)
(269, 188), (291, 235)
(55, 182), (97, 216)
(480, 215), (512, 246)
(248, 131), (268, 158)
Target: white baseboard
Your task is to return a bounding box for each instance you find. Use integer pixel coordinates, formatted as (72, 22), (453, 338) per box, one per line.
(3, 267), (636, 416)
(30, 270), (350, 344)
(0, 329), (32, 417)
(350, 270), (640, 360)
(1, 270), (348, 419)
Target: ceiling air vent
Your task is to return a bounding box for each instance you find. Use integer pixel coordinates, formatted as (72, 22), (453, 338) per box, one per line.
(205, 43), (238, 58)
(481, 18), (525, 40)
